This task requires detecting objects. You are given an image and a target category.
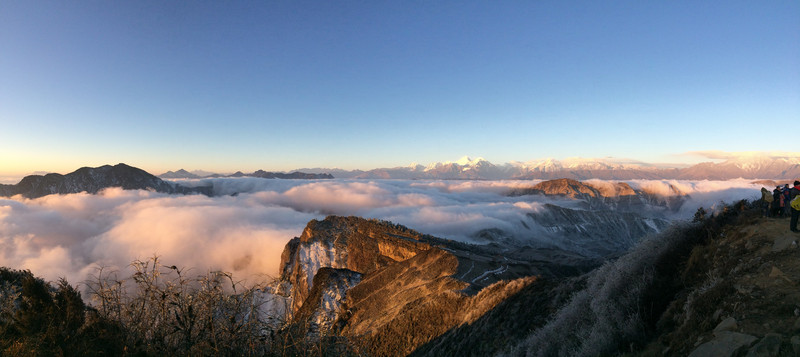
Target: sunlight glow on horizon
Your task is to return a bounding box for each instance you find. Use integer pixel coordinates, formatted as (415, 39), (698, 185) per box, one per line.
(0, 2), (797, 176)
(3, 151), (800, 184)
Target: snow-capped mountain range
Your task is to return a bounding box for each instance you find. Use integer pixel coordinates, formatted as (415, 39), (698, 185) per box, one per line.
(292, 155), (800, 180)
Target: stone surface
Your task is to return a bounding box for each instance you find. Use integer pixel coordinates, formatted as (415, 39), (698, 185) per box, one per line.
(768, 266), (793, 284)
(688, 331), (757, 357)
(744, 333), (782, 357)
(772, 236), (796, 252)
(713, 317), (738, 332)
(791, 335), (800, 356)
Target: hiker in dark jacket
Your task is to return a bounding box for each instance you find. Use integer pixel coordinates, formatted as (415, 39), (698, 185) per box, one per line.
(783, 184), (792, 217)
(790, 181), (800, 233)
(773, 186), (783, 217)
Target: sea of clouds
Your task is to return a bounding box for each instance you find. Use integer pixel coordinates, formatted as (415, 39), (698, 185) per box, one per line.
(0, 178), (763, 288)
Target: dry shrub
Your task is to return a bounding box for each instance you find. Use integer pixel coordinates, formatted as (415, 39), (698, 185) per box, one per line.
(0, 268), (125, 356)
(86, 255), (272, 356)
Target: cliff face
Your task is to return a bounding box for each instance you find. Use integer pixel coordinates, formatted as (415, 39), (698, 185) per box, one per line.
(337, 248), (535, 356)
(277, 216), (433, 314)
(257, 216), (565, 355)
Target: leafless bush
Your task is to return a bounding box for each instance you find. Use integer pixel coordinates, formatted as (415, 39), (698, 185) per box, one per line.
(85, 255), (272, 356)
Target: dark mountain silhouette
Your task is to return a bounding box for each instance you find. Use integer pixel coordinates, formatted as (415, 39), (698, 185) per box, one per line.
(159, 169), (200, 179)
(0, 164), (211, 199)
(249, 170), (333, 179)
(158, 169), (334, 180)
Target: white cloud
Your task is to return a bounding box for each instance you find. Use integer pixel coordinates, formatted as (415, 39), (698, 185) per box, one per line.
(0, 179), (761, 290)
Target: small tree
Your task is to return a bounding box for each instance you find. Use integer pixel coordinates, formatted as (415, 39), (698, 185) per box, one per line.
(692, 207), (706, 223)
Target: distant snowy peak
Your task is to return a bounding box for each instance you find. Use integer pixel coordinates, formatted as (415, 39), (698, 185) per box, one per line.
(162, 154), (800, 181)
(274, 154), (800, 180)
(505, 157), (650, 173)
(454, 156), (488, 167)
(678, 156), (800, 180)
(724, 155), (800, 171)
(417, 155), (800, 180)
(425, 156), (487, 169)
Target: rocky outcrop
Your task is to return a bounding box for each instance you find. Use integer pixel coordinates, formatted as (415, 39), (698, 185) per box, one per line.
(337, 250), (535, 356)
(292, 267), (362, 334)
(0, 163), (212, 198)
(277, 216), (433, 314)
(509, 178), (602, 199)
(509, 178), (688, 213)
(256, 216), (577, 355)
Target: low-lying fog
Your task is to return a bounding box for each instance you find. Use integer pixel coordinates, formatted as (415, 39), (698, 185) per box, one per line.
(0, 178), (762, 286)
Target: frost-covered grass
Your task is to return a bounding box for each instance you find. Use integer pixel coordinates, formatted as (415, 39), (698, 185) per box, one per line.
(503, 201), (752, 357)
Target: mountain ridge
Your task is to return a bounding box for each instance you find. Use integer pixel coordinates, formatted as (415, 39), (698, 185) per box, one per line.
(295, 155), (800, 180)
(0, 163), (212, 199)
(159, 169), (333, 180)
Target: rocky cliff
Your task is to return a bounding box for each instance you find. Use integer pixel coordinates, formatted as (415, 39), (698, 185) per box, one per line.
(256, 216), (587, 355)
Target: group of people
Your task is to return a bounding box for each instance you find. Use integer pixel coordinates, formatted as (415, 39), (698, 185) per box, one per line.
(761, 180), (800, 233)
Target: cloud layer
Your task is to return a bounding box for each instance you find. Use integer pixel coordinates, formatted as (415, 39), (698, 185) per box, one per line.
(0, 178), (763, 288)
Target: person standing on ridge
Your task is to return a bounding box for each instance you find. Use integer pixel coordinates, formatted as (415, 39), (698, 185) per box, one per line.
(783, 184), (792, 217)
(773, 186), (783, 217)
(790, 181), (800, 233)
(761, 187), (773, 217)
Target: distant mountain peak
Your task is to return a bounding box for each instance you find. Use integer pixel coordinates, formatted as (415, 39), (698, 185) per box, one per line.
(454, 156), (487, 166)
(0, 163), (211, 198)
(159, 169), (200, 179)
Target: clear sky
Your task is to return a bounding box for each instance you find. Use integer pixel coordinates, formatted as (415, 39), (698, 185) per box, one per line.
(1, 1), (798, 175)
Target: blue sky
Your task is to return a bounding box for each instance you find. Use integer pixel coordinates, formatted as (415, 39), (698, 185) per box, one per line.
(1, 1), (798, 175)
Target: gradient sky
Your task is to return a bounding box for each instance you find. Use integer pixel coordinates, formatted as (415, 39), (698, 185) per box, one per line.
(1, 1), (798, 175)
